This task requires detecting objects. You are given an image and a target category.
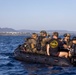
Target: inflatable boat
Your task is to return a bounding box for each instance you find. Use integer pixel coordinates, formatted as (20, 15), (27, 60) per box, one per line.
(14, 45), (76, 67)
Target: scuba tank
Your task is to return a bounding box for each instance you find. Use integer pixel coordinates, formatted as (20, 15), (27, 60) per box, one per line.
(36, 36), (44, 51)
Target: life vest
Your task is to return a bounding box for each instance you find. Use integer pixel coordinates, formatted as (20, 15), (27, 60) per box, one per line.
(62, 39), (71, 46)
(24, 37), (33, 51)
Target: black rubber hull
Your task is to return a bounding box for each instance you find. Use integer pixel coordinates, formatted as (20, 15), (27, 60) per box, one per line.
(14, 47), (72, 67)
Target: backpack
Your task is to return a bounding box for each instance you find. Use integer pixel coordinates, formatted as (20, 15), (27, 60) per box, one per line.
(36, 36), (44, 50)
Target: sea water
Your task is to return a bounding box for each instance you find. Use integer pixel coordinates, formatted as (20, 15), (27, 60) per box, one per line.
(0, 36), (76, 75)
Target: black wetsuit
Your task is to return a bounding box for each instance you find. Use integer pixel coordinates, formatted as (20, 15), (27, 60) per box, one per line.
(62, 39), (71, 46)
(62, 39), (71, 52)
(71, 44), (76, 55)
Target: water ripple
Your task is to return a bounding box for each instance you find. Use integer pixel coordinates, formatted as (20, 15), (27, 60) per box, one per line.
(0, 36), (76, 75)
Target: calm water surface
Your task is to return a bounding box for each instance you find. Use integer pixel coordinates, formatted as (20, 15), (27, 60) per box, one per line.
(0, 36), (76, 75)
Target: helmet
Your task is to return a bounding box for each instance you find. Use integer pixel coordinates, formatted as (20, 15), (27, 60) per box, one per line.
(40, 30), (47, 34)
(52, 32), (59, 37)
(64, 33), (71, 37)
(72, 36), (76, 40)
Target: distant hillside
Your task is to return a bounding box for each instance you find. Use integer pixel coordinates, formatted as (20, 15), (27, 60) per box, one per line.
(0, 28), (38, 33)
(17, 29), (39, 33)
(17, 29), (76, 33)
(0, 28), (17, 32)
(17, 29), (68, 32)
(0, 27), (76, 35)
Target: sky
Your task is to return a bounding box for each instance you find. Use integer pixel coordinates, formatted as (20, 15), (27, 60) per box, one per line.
(0, 0), (76, 31)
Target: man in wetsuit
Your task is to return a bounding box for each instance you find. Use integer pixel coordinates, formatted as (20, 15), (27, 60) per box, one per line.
(62, 33), (72, 57)
(63, 33), (71, 49)
(36, 30), (51, 54)
(70, 37), (76, 56)
(24, 33), (38, 52)
(36, 30), (47, 51)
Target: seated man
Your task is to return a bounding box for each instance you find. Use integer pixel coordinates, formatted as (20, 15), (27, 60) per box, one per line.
(36, 30), (51, 54)
(47, 32), (69, 58)
(62, 33), (71, 49)
(61, 33), (72, 57)
(23, 33), (38, 52)
(70, 36), (76, 56)
(36, 30), (47, 51)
